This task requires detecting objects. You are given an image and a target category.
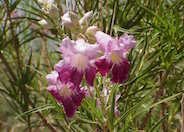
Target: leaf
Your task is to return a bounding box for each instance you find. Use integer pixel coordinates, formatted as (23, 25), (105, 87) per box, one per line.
(149, 114), (168, 132)
(15, 104), (55, 119)
(134, 92), (182, 117)
(108, 84), (118, 129)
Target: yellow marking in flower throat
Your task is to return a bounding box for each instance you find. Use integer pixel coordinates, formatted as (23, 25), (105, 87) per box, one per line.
(110, 52), (122, 64)
(73, 54), (88, 71)
(60, 84), (71, 97)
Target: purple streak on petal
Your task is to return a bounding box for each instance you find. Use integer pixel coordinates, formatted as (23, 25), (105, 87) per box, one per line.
(111, 59), (130, 83)
(61, 96), (77, 118)
(46, 71), (59, 85)
(85, 65), (96, 86)
(48, 83), (86, 118)
(58, 64), (72, 83)
(71, 88), (86, 106)
(95, 58), (112, 76)
(70, 68), (83, 86)
(62, 85), (86, 118)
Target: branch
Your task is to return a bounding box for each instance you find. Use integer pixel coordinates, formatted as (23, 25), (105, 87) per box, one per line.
(0, 51), (17, 81)
(4, 0), (22, 73)
(181, 94), (184, 132)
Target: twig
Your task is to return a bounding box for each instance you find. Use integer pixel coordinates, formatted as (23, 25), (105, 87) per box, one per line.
(181, 94), (184, 132)
(109, 0), (118, 35)
(0, 51), (17, 81)
(159, 72), (167, 132)
(140, 86), (163, 129)
(140, 72), (168, 130)
(36, 111), (57, 132)
(4, 0), (22, 73)
(99, 0), (103, 31)
(41, 37), (52, 72)
(56, 0), (63, 17)
(29, 101), (57, 132)
(28, 115), (32, 132)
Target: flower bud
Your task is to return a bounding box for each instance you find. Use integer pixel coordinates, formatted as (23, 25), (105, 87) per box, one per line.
(61, 11), (80, 32)
(79, 11), (93, 27)
(85, 26), (98, 43)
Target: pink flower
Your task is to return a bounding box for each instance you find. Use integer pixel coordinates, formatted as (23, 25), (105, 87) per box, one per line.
(95, 31), (136, 83)
(56, 37), (99, 86)
(46, 71), (86, 118)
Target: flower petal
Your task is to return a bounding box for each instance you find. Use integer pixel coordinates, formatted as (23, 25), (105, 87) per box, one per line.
(79, 11), (93, 26)
(71, 88), (86, 106)
(59, 37), (76, 59)
(70, 68), (83, 86)
(61, 96), (77, 118)
(58, 64), (72, 83)
(46, 71), (58, 85)
(47, 85), (62, 103)
(54, 60), (64, 72)
(119, 33), (136, 51)
(85, 65), (96, 86)
(95, 31), (112, 52)
(75, 39), (99, 59)
(95, 58), (112, 76)
(111, 59), (130, 83)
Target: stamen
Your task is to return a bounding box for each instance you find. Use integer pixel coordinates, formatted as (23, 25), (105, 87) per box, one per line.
(60, 84), (71, 97)
(73, 54), (88, 71)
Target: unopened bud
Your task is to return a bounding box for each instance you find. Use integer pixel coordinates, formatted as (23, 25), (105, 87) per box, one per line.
(85, 26), (98, 43)
(61, 11), (80, 32)
(79, 11), (93, 26)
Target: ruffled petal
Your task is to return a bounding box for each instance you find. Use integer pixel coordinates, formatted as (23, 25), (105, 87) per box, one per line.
(59, 37), (76, 57)
(85, 65), (96, 86)
(95, 58), (112, 76)
(95, 31), (112, 52)
(75, 39), (99, 59)
(111, 59), (130, 83)
(54, 60), (64, 72)
(46, 71), (58, 85)
(47, 85), (62, 103)
(119, 33), (136, 52)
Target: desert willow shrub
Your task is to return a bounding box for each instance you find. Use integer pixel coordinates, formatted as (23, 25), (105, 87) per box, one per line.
(0, 0), (184, 131)
(46, 13), (136, 117)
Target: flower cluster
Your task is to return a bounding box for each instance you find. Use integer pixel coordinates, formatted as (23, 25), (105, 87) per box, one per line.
(46, 12), (136, 118)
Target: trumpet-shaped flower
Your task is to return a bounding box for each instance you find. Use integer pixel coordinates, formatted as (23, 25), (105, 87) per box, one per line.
(57, 37), (99, 86)
(95, 31), (136, 83)
(46, 71), (86, 118)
